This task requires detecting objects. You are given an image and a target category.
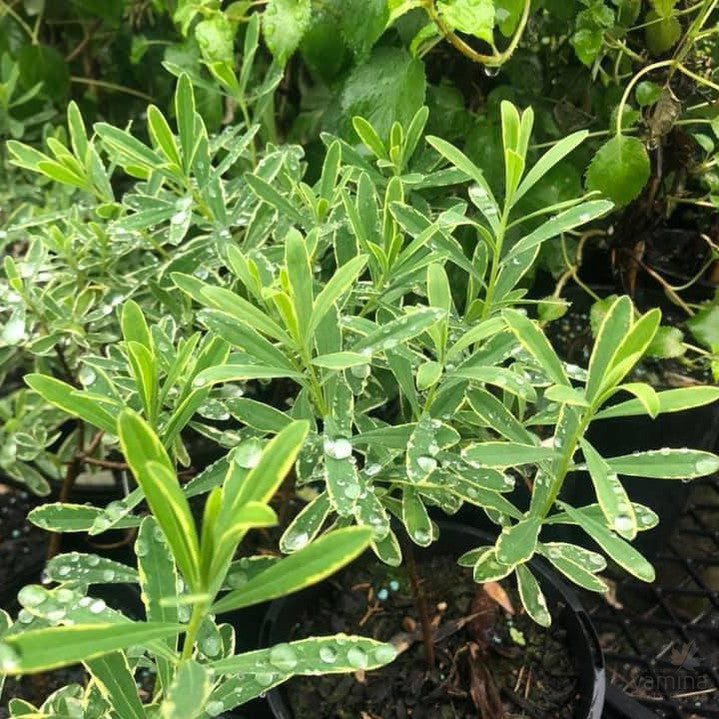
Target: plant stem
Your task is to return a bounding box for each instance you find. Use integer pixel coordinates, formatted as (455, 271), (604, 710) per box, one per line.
(47, 420), (84, 559)
(400, 531), (435, 669)
(181, 602), (205, 660)
(424, 0), (530, 67)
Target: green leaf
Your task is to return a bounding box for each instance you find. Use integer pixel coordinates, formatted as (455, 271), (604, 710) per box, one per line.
(245, 173), (305, 224)
(86, 652), (145, 719)
(161, 660), (212, 719)
(45, 552), (138, 585)
(646, 326), (686, 359)
(118, 411), (201, 589)
(310, 255), (368, 334)
(196, 14), (236, 64)
(594, 386), (719, 420)
(212, 635), (396, 676)
(121, 299), (152, 349)
(339, 0), (389, 57)
(586, 295), (633, 402)
(136, 516), (178, 691)
(353, 117), (387, 160)
(341, 47), (426, 142)
(504, 200), (613, 261)
(453, 366), (536, 401)
(0, 622), (183, 674)
(645, 11), (681, 54)
(221, 421), (308, 512)
(502, 309), (569, 386)
(606, 449), (719, 479)
(147, 105), (181, 168)
(280, 493), (331, 553)
(496, 515), (541, 565)
(226, 398), (292, 432)
(284, 229), (314, 334)
(586, 135), (650, 207)
(402, 488), (432, 547)
(193, 364), (303, 386)
(353, 308), (444, 354)
(175, 74), (197, 172)
(515, 564), (552, 626)
(24, 374), (118, 435)
(556, 501), (655, 582)
(580, 438), (636, 540)
(29, 503), (140, 533)
(467, 388), (534, 444)
(513, 130), (588, 205)
(687, 303), (719, 351)
(438, 0), (494, 43)
(199, 310), (295, 371)
(461, 442), (554, 467)
(17, 44), (70, 103)
(604, 308), (661, 388)
(471, 548), (515, 582)
(426, 135), (499, 229)
(95, 122), (163, 170)
(213, 527), (372, 613)
(263, 0), (312, 65)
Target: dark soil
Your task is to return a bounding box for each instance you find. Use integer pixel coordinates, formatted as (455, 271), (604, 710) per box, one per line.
(283, 553), (581, 719)
(0, 483), (47, 589)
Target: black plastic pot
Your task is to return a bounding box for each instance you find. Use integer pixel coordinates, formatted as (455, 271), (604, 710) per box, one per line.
(260, 522), (605, 719)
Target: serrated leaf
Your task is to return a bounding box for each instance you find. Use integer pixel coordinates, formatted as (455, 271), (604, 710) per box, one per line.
(263, 0), (312, 65)
(586, 135), (650, 207)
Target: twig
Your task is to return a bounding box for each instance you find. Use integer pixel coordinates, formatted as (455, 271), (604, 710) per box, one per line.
(400, 532), (436, 669)
(65, 18), (101, 62)
(47, 421), (84, 559)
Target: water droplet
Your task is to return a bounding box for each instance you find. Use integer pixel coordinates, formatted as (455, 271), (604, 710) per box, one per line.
(416, 456), (437, 474)
(695, 456), (719, 475)
(89, 598), (106, 614)
(269, 643), (298, 671)
(255, 672), (275, 687)
(78, 366), (96, 386)
(102, 569), (115, 582)
(377, 588), (388, 601)
(413, 528), (430, 544)
(364, 463), (382, 477)
(206, 700), (224, 716)
(192, 375), (207, 388)
(57, 565), (71, 577)
(346, 646), (368, 669)
(324, 437), (352, 460)
(56, 588), (74, 603)
(202, 635), (221, 657)
(613, 515), (633, 533)
(0, 643), (19, 671)
(18, 585), (46, 607)
(234, 440), (263, 469)
(344, 484), (361, 499)
(319, 645), (337, 663)
(389, 580), (399, 591)
(373, 644), (396, 663)
(284, 531), (309, 551)
(227, 571), (248, 588)
(171, 211), (187, 225)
